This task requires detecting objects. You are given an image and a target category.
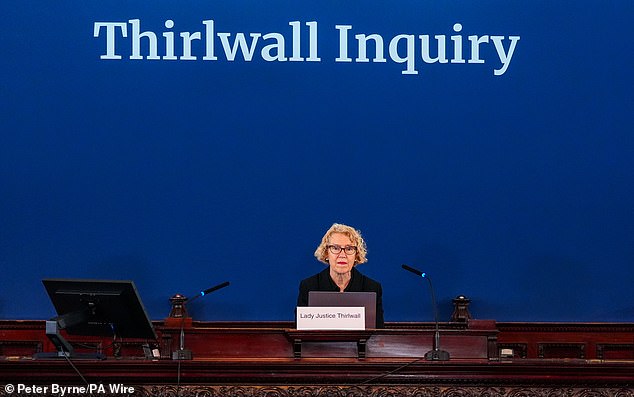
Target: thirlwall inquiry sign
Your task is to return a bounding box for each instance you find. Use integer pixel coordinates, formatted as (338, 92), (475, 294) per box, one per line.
(94, 20), (520, 76)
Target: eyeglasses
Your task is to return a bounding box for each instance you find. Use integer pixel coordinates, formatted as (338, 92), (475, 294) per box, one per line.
(327, 245), (357, 255)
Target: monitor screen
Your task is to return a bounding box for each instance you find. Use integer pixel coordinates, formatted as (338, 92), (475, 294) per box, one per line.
(42, 278), (157, 340)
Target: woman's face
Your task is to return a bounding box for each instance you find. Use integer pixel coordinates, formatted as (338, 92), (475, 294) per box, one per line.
(327, 233), (356, 275)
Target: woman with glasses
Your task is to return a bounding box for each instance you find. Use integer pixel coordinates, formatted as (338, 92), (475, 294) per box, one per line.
(296, 223), (384, 328)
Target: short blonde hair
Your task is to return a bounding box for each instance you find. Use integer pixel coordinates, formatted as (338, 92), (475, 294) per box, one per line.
(314, 223), (368, 265)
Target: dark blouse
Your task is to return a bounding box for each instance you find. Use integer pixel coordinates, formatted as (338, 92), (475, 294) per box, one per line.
(297, 266), (384, 328)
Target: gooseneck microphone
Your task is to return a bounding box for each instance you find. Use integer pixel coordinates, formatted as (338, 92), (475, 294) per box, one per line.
(173, 281), (230, 361)
(401, 264), (450, 361)
(186, 281), (231, 305)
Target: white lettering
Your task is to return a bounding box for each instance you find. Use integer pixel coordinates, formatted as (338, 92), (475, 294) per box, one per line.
(88, 384), (106, 393)
(492, 35), (520, 76)
(163, 20), (176, 60)
(52, 384), (88, 396)
(342, 23), (519, 75)
(202, 20), (217, 60)
(335, 25), (352, 62)
(261, 33), (286, 61)
(18, 385), (49, 394)
(306, 21), (320, 61)
(181, 30), (202, 60)
(451, 23), (465, 64)
(389, 34), (417, 75)
(93, 22), (127, 59)
(217, 32), (261, 61)
(420, 34), (448, 64)
(129, 19), (159, 60)
(355, 34), (386, 63)
(92, 20), (519, 76)
(110, 384), (135, 393)
(289, 21), (303, 61)
(468, 35), (489, 64)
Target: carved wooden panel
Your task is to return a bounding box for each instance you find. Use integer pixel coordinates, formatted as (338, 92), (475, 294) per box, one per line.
(538, 342), (585, 359)
(497, 322), (634, 360)
(597, 344), (634, 360)
(0, 340), (42, 357)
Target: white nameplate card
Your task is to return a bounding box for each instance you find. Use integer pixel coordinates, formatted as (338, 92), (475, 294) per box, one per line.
(296, 306), (365, 330)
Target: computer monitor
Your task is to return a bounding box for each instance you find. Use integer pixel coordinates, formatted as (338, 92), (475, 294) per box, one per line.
(308, 291), (377, 329)
(38, 278), (157, 359)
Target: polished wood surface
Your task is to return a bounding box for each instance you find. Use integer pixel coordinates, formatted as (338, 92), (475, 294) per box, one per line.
(1, 320), (633, 396)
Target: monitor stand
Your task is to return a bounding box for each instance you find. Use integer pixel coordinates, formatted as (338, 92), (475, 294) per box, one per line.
(33, 319), (105, 360)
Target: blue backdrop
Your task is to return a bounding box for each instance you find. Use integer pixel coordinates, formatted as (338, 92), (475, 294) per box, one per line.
(1, 0), (633, 323)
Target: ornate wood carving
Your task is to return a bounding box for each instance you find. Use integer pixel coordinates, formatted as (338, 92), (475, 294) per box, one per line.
(3, 385), (631, 397)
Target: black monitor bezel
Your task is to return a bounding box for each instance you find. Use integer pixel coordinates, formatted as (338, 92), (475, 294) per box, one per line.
(42, 278), (157, 340)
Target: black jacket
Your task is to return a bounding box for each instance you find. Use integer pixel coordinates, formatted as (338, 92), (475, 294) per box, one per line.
(297, 267), (384, 328)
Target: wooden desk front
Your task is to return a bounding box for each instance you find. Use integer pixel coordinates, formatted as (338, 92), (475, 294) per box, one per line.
(1, 320), (633, 397)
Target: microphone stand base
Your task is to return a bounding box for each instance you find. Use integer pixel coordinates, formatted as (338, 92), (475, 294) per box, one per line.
(425, 349), (450, 361)
(172, 349), (193, 360)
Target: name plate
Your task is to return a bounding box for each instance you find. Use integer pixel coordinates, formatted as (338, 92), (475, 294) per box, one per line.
(296, 306), (365, 330)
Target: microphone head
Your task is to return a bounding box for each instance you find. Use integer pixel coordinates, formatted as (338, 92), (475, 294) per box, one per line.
(402, 264), (425, 277)
(186, 281), (231, 303)
(201, 281), (230, 296)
